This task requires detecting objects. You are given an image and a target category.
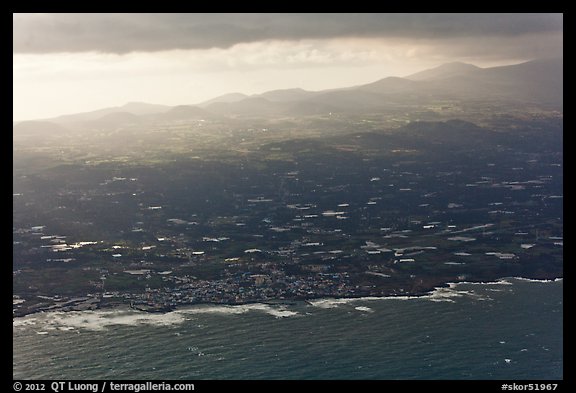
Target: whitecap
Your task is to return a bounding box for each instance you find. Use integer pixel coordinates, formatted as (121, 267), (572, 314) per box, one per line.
(177, 305), (251, 317)
(354, 306), (374, 313)
(238, 303), (299, 318)
(13, 317), (38, 327)
(449, 279), (513, 286)
(307, 298), (358, 308)
(512, 277), (562, 283)
(39, 309), (187, 331)
(423, 288), (458, 303)
(307, 297), (383, 308)
(423, 286), (491, 303)
(177, 303), (298, 318)
(382, 295), (420, 301)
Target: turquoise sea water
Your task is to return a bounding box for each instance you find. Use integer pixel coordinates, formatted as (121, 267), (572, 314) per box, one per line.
(13, 278), (562, 380)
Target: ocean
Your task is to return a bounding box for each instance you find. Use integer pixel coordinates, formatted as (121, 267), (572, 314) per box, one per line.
(13, 278), (562, 380)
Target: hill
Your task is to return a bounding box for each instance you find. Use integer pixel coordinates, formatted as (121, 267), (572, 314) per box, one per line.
(406, 62), (481, 81)
(198, 93), (249, 107)
(156, 105), (219, 121)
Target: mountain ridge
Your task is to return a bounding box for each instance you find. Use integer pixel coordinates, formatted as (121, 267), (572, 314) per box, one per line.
(405, 62), (481, 81)
(15, 58), (562, 128)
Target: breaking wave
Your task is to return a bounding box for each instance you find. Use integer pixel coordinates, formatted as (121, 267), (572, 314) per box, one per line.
(176, 303), (299, 318)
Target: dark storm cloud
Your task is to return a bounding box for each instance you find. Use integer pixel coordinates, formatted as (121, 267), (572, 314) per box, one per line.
(13, 13), (563, 54)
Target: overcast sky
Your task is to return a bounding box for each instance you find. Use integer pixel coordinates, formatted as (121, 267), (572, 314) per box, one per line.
(13, 13), (563, 121)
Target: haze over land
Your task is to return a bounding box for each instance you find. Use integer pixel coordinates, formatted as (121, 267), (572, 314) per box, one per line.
(13, 57), (563, 139)
(13, 13), (562, 121)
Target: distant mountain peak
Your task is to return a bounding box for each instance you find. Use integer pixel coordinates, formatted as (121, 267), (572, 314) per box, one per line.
(198, 92), (249, 108)
(256, 88), (316, 102)
(158, 105), (218, 120)
(119, 102), (171, 114)
(406, 62), (480, 81)
(440, 61), (478, 68)
(122, 101), (147, 107)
